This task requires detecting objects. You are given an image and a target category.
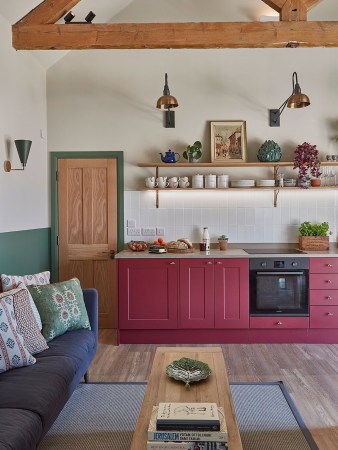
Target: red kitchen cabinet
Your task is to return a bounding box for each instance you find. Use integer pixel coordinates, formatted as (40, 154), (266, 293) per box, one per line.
(179, 258), (249, 329)
(118, 258), (178, 329)
(179, 258), (215, 328)
(214, 258), (249, 328)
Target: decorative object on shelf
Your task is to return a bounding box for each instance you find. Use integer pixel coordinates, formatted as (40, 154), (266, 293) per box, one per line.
(192, 174), (204, 188)
(145, 176), (156, 188)
(210, 121), (247, 162)
(156, 176), (169, 188)
(310, 178), (321, 187)
(156, 73), (178, 128)
(298, 221), (331, 250)
(168, 176), (179, 188)
(4, 139), (32, 172)
(205, 174), (217, 188)
(293, 142), (321, 189)
(269, 72), (310, 127)
(283, 178), (297, 187)
(166, 357), (212, 389)
(159, 149), (180, 163)
(178, 176), (189, 188)
(257, 140), (282, 162)
(183, 140), (202, 162)
(218, 235), (228, 251)
(217, 174), (229, 188)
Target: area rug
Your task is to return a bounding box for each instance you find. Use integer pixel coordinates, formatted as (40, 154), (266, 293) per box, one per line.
(39, 381), (318, 450)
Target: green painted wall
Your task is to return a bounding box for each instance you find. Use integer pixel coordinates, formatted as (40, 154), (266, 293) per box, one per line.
(0, 228), (51, 275)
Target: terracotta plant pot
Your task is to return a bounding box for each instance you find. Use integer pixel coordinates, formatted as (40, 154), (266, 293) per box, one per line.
(311, 178), (321, 187)
(218, 239), (228, 251)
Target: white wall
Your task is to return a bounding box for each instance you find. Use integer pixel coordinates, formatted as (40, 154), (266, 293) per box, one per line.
(47, 45), (338, 244)
(0, 13), (48, 233)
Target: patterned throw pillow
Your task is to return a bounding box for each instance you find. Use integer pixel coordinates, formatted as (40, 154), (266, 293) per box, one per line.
(0, 294), (36, 373)
(4, 286), (49, 355)
(27, 278), (91, 342)
(1, 271), (50, 331)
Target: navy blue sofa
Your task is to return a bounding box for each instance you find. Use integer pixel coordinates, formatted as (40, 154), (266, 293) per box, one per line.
(0, 288), (98, 450)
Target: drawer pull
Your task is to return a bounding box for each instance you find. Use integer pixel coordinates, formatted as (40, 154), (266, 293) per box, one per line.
(326, 296), (333, 300)
(326, 312), (334, 316)
(276, 321), (283, 325)
(326, 280), (333, 284)
(169, 262), (176, 265)
(216, 261), (222, 265)
(206, 261), (213, 265)
(326, 264), (333, 267)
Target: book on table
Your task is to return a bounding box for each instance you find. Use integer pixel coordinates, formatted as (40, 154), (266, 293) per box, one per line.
(147, 441), (228, 450)
(156, 402), (221, 432)
(148, 406), (227, 442)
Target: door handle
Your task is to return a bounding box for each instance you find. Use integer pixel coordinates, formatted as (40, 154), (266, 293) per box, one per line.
(101, 250), (115, 259)
(276, 321), (283, 325)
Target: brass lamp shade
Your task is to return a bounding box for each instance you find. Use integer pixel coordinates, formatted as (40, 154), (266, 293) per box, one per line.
(15, 140), (32, 168)
(156, 95), (178, 110)
(287, 93), (310, 109)
(156, 73), (178, 128)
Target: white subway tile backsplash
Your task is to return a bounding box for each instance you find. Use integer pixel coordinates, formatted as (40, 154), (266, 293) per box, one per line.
(126, 189), (338, 244)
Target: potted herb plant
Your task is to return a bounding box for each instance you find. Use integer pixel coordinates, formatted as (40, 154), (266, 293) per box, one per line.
(183, 141), (202, 163)
(293, 142), (321, 188)
(218, 234), (228, 251)
(298, 221), (331, 251)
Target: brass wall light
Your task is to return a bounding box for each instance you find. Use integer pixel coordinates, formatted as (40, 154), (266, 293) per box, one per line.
(4, 140), (32, 172)
(156, 73), (178, 128)
(269, 72), (310, 127)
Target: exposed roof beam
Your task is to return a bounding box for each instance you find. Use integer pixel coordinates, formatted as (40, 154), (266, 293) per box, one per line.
(17, 0), (80, 25)
(12, 21), (338, 50)
(261, 0), (324, 21)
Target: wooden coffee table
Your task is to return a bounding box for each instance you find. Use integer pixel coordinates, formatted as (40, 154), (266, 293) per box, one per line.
(130, 346), (243, 450)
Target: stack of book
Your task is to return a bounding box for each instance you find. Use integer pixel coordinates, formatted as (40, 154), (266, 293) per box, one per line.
(147, 402), (228, 450)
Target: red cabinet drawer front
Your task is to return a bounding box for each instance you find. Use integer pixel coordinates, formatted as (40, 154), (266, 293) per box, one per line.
(310, 273), (338, 290)
(310, 306), (338, 328)
(310, 258), (338, 274)
(250, 317), (309, 329)
(310, 290), (338, 305)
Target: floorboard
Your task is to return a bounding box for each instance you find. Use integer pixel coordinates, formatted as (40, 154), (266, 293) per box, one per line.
(88, 332), (338, 449)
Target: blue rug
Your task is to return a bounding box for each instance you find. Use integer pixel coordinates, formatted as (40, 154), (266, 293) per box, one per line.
(39, 381), (318, 450)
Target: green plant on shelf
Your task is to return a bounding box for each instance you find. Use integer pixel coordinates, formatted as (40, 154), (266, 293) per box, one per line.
(183, 141), (202, 162)
(298, 221), (331, 236)
(218, 235), (228, 240)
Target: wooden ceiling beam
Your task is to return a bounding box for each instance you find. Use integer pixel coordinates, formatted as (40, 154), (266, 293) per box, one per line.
(304, 0), (325, 11)
(17, 0), (80, 25)
(261, 0), (324, 21)
(12, 21), (338, 50)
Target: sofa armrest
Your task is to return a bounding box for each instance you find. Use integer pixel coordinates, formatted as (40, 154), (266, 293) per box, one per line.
(82, 288), (98, 347)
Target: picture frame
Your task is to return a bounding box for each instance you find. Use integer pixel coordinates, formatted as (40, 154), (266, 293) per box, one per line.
(210, 120), (247, 162)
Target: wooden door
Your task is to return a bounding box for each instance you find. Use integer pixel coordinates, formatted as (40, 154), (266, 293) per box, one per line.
(179, 258), (215, 328)
(214, 258), (249, 329)
(58, 158), (117, 328)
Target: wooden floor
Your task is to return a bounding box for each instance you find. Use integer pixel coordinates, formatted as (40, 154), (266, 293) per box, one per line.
(89, 331), (338, 450)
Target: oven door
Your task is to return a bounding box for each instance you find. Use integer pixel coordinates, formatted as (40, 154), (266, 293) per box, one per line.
(250, 270), (309, 316)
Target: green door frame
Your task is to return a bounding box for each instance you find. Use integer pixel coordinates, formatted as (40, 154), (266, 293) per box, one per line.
(50, 151), (124, 282)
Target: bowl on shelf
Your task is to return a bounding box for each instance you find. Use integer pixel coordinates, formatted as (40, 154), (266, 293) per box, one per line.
(284, 178), (297, 187)
(255, 179), (276, 187)
(128, 241), (148, 251)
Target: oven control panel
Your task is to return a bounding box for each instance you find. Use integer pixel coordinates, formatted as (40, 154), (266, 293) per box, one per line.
(250, 257), (309, 270)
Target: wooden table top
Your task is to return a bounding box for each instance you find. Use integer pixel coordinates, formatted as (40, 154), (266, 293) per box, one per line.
(130, 346), (243, 450)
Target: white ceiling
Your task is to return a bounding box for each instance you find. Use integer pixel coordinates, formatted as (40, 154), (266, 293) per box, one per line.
(1, 0), (338, 69)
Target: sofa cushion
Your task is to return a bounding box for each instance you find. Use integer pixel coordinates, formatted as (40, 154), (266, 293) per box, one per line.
(0, 408), (43, 450)
(1, 271), (50, 331)
(0, 294), (36, 373)
(28, 278), (91, 342)
(9, 285), (49, 355)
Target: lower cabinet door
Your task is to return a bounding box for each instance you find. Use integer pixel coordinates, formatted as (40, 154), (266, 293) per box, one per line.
(179, 258), (215, 328)
(310, 306), (338, 328)
(250, 317), (309, 329)
(214, 258), (249, 328)
(118, 259), (178, 329)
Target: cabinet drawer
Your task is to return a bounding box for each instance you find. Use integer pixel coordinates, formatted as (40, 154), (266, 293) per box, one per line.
(310, 273), (338, 290)
(310, 290), (338, 305)
(310, 306), (338, 328)
(310, 258), (338, 274)
(250, 317), (309, 329)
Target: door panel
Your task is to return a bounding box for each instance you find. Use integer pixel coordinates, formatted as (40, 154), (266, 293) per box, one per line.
(58, 158), (117, 328)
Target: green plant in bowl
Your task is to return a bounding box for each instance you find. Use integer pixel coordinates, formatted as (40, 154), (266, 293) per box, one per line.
(183, 141), (202, 162)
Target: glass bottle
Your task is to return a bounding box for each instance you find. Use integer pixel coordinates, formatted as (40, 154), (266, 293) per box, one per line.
(202, 227), (210, 251)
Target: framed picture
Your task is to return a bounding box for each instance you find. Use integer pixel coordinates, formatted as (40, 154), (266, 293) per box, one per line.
(210, 120), (247, 162)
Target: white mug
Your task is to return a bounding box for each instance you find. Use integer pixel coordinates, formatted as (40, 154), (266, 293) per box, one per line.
(156, 177), (169, 188)
(179, 176), (190, 188)
(168, 177), (179, 188)
(145, 176), (156, 188)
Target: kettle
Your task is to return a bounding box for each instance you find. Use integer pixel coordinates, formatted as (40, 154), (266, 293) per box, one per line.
(159, 150), (180, 163)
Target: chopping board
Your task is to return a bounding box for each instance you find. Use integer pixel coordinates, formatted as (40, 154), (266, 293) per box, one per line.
(167, 248), (194, 253)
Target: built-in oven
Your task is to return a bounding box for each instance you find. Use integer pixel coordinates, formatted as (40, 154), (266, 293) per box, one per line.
(249, 257), (309, 316)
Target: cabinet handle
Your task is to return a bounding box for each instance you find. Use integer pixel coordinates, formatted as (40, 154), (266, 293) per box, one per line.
(216, 261), (222, 265)
(169, 262), (176, 265)
(276, 321), (283, 325)
(326, 264), (333, 267)
(326, 312), (334, 316)
(326, 280), (332, 284)
(326, 296), (333, 300)
(206, 261), (213, 265)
